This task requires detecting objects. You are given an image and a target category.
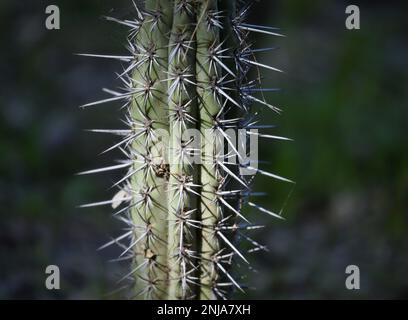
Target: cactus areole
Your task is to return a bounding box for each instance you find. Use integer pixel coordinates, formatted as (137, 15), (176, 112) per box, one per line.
(80, 0), (292, 300)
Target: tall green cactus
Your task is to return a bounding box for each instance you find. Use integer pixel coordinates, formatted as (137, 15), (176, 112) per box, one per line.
(79, 0), (292, 300)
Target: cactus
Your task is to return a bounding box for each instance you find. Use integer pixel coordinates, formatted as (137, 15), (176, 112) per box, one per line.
(79, 0), (292, 300)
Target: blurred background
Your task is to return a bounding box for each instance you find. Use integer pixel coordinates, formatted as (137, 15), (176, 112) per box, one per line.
(1, 0), (407, 299)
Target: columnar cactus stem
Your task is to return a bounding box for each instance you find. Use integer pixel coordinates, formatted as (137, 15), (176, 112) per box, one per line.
(80, 0), (292, 300)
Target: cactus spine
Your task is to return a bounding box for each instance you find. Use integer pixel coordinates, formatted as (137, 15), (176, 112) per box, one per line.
(80, 0), (292, 300)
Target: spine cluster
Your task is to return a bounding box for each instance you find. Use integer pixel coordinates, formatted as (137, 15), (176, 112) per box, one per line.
(80, 0), (292, 300)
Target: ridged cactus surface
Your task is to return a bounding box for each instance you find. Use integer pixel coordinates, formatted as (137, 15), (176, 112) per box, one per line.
(80, 0), (292, 300)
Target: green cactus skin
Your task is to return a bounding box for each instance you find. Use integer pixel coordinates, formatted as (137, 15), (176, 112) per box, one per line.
(166, 0), (199, 300)
(129, 0), (173, 300)
(80, 0), (292, 300)
(196, 0), (226, 300)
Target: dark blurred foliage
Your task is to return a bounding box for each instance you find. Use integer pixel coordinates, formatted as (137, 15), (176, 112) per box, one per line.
(0, 0), (407, 299)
